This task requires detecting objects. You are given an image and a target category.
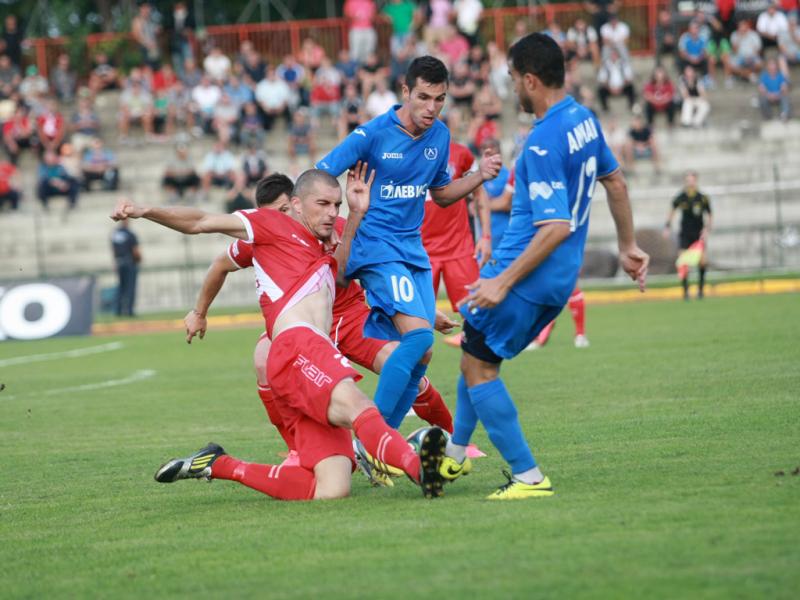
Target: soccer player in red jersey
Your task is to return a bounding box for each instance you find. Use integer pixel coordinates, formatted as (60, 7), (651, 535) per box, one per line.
(183, 174), (456, 470)
(111, 165), (449, 500)
(527, 287), (589, 349)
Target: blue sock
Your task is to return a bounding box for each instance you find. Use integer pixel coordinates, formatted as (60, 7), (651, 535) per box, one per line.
(452, 375), (479, 446)
(386, 362), (428, 428)
(373, 328), (433, 421)
(469, 378), (537, 473)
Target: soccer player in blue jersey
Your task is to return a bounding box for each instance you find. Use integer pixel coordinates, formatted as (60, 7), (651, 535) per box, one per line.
(316, 56), (501, 431)
(439, 33), (650, 499)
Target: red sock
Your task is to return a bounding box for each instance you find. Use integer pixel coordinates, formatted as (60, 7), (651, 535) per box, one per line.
(258, 386), (295, 451)
(412, 377), (453, 433)
(535, 320), (555, 344)
(352, 407), (420, 482)
(568, 288), (586, 336)
(211, 454), (316, 500)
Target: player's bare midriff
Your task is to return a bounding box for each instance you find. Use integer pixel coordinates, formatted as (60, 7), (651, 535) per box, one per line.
(272, 279), (335, 339)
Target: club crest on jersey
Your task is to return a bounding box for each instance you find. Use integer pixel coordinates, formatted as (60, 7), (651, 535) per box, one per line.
(424, 147), (438, 160)
(380, 183), (429, 199)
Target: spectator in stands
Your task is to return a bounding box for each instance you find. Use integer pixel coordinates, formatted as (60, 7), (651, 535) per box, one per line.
(597, 47), (635, 112)
(365, 76), (398, 119)
(757, 2), (790, 51)
(694, 10), (732, 86)
(167, 79), (195, 133)
(152, 88), (176, 137)
(730, 20), (763, 82)
(449, 61), (476, 110)
(425, 0), (454, 49)
(466, 44), (489, 84)
(383, 0), (417, 55)
(623, 114), (661, 174)
(119, 79), (155, 140)
(181, 57), (203, 89)
(37, 150), (79, 210)
(543, 20), (567, 49)
(643, 66), (676, 127)
(454, 0), (484, 47)
(162, 144), (200, 202)
(276, 54), (305, 108)
(241, 143), (269, 187)
(255, 65), (292, 130)
(310, 57), (343, 126)
(19, 65), (49, 108)
(168, 1), (195, 76)
(359, 52), (388, 99)
(467, 107), (500, 154)
(239, 102), (264, 148)
(390, 35), (419, 89)
(111, 219), (141, 317)
(584, 0), (618, 44)
(132, 2), (161, 69)
(224, 176), (254, 213)
(50, 53), (77, 102)
(288, 109), (315, 173)
(212, 92), (240, 144)
(343, 0), (378, 63)
(89, 52), (119, 94)
(679, 20), (710, 78)
(472, 84), (503, 121)
(438, 25), (470, 66)
(70, 97), (102, 149)
(203, 45), (232, 84)
(152, 62), (178, 95)
(200, 140), (237, 196)
(679, 65), (710, 128)
(0, 54), (19, 99)
(335, 48), (360, 85)
(600, 10), (630, 59)
(1, 15), (23, 68)
(486, 41), (511, 99)
(59, 143), (82, 182)
(191, 75), (222, 133)
(240, 45), (266, 83)
(0, 159), (20, 211)
(3, 104), (35, 164)
(566, 18), (601, 66)
(758, 57), (792, 120)
(778, 13), (800, 70)
(338, 82), (365, 138)
(654, 8), (678, 66)
(224, 74), (254, 110)
(81, 138), (119, 191)
(37, 99), (66, 154)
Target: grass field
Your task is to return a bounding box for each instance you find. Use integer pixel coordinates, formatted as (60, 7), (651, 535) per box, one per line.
(2, 293), (799, 599)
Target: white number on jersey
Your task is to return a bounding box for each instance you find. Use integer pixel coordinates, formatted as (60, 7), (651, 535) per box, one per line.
(570, 156), (597, 232)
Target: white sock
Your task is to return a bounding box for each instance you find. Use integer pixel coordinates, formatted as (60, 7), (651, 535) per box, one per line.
(513, 466), (543, 485)
(446, 439), (467, 462)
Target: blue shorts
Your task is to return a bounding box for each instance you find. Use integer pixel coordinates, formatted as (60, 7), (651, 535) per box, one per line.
(356, 262), (436, 341)
(459, 262), (562, 360)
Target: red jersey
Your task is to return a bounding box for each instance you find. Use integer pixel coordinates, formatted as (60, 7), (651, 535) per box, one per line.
(36, 112), (64, 141)
(421, 142), (477, 260)
(229, 215), (366, 331)
(0, 162), (16, 195)
(233, 209), (336, 338)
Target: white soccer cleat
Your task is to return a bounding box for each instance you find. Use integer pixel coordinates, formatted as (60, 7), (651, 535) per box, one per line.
(574, 334), (590, 348)
(524, 340), (542, 351)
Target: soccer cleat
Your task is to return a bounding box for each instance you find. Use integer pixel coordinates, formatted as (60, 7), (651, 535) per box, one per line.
(524, 340), (542, 351)
(416, 427), (447, 499)
(279, 449), (300, 468)
(352, 439), (395, 488)
(486, 470), (554, 500)
(154, 442), (226, 483)
(439, 455), (472, 482)
(574, 334), (590, 348)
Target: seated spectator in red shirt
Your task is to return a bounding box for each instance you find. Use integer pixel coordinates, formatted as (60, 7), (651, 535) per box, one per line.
(0, 159), (21, 211)
(36, 99), (66, 153)
(438, 25), (470, 67)
(3, 103), (35, 164)
(152, 63), (178, 94)
(643, 66), (676, 127)
(468, 108), (499, 154)
(310, 57), (342, 125)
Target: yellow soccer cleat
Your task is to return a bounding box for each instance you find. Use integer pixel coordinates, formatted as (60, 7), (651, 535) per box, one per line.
(486, 470), (554, 500)
(439, 455), (472, 482)
(352, 439), (399, 487)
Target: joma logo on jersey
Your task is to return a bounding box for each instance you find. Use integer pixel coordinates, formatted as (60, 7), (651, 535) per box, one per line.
(379, 183), (429, 199)
(294, 355), (333, 388)
(382, 152), (404, 160)
(567, 118), (599, 154)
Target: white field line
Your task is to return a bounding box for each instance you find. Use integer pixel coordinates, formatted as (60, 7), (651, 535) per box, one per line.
(2, 369), (156, 400)
(0, 341), (124, 368)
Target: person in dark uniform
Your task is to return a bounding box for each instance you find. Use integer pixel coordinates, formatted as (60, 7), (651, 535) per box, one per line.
(111, 219), (141, 316)
(664, 171), (712, 300)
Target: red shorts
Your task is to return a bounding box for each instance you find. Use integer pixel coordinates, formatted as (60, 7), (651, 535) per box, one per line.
(267, 325), (361, 469)
(430, 255), (480, 312)
(332, 302), (389, 370)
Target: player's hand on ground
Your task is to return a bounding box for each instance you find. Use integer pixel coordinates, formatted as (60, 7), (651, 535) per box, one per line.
(184, 309), (207, 344)
(110, 197), (145, 221)
(434, 310), (459, 334)
(473, 236), (492, 268)
(346, 160), (375, 215)
(620, 245), (649, 293)
(478, 148), (502, 181)
(458, 276), (509, 311)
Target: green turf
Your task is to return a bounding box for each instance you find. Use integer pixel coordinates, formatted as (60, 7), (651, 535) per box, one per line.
(2, 294), (799, 598)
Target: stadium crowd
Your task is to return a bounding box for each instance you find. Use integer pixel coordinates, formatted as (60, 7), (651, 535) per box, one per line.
(0, 0), (798, 215)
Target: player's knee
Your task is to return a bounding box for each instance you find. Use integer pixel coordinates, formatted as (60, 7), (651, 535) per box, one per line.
(372, 341), (398, 373)
(313, 456), (352, 499)
(402, 327), (434, 360)
(328, 379), (372, 427)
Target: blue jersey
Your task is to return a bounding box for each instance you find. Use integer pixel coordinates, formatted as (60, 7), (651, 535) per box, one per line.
(495, 95), (618, 306)
(482, 165), (511, 251)
(316, 105), (451, 276)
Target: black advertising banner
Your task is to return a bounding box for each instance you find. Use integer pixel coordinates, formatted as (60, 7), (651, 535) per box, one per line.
(0, 277), (95, 341)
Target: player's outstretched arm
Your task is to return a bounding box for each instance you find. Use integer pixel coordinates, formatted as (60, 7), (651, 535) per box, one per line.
(600, 170), (649, 292)
(430, 149), (502, 207)
(184, 251), (240, 344)
(110, 197), (247, 239)
(333, 161), (374, 286)
(472, 185), (492, 267)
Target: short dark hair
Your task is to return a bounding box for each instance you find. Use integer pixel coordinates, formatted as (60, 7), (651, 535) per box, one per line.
(508, 33), (565, 89)
(405, 55), (449, 91)
(292, 169), (340, 200)
(255, 173), (294, 207)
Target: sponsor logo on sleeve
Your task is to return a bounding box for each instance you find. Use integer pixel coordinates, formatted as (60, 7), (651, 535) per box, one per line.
(528, 181), (553, 201)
